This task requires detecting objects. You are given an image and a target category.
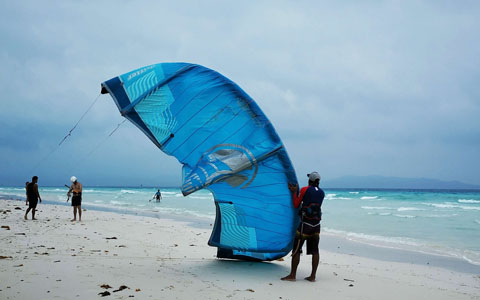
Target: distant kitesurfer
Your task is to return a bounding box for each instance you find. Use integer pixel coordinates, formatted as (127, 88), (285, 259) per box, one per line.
(281, 172), (325, 282)
(154, 189), (162, 202)
(24, 176), (42, 220)
(67, 176), (83, 222)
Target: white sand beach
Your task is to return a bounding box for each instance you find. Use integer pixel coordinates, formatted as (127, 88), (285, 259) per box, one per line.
(1, 199), (479, 300)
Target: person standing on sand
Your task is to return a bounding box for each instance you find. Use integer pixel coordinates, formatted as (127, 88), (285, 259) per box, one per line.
(24, 176), (42, 220)
(67, 176), (83, 222)
(281, 172), (325, 282)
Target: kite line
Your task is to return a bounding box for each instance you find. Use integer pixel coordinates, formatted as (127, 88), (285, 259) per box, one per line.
(58, 93), (102, 146)
(70, 119), (127, 171)
(29, 93), (102, 173)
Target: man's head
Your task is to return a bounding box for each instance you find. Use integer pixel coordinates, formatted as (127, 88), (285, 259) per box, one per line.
(70, 176), (77, 183)
(31, 176), (38, 183)
(307, 172), (320, 186)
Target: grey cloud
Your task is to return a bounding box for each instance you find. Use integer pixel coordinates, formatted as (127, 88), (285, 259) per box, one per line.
(0, 1), (479, 186)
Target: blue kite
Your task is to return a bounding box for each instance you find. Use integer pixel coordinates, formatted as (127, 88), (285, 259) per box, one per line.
(101, 63), (298, 261)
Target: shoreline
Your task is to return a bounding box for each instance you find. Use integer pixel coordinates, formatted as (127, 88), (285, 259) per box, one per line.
(1, 200), (479, 299)
(2, 195), (479, 275)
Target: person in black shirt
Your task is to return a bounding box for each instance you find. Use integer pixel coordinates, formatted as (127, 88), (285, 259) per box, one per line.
(281, 172), (325, 282)
(154, 189), (162, 202)
(25, 176), (42, 220)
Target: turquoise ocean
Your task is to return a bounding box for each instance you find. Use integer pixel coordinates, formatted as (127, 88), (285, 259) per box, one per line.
(1, 187), (479, 267)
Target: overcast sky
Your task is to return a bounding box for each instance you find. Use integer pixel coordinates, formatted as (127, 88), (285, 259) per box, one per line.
(1, 1), (479, 187)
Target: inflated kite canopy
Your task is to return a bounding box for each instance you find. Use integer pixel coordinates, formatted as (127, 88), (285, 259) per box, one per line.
(101, 63), (298, 261)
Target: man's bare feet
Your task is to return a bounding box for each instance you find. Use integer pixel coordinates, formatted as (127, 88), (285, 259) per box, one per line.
(71, 219), (76, 222)
(281, 275), (296, 281)
(24, 215), (27, 220)
(32, 218), (37, 220)
(304, 276), (316, 282)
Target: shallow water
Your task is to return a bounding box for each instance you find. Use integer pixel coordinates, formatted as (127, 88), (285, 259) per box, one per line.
(2, 186), (479, 266)
(321, 189), (480, 266)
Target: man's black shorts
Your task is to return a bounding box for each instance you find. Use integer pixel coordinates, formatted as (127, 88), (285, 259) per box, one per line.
(28, 200), (38, 209)
(71, 195), (82, 207)
(292, 223), (320, 255)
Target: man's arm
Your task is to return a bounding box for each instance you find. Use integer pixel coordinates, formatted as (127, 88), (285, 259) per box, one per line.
(292, 186), (308, 208)
(34, 184), (41, 202)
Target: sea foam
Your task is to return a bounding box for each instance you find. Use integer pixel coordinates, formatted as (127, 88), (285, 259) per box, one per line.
(458, 199), (480, 204)
(120, 189), (138, 194)
(394, 214), (416, 218)
(361, 206), (392, 210)
(424, 202), (480, 211)
(397, 207), (424, 212)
